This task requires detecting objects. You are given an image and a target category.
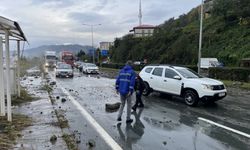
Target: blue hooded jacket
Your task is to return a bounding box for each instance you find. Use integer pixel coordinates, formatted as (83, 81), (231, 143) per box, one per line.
(115, 65), (136, 96)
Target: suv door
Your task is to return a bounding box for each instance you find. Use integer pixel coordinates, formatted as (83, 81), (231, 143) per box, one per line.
(150, 67), (163, 91)
(163, 68), (182, 95)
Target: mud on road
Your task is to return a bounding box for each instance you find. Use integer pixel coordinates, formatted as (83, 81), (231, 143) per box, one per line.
(48, 69), (250, 150)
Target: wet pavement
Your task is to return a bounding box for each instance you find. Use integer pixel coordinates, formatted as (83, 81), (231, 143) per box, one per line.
(13, 76), (68, 150)
(49, 70), (250, 150)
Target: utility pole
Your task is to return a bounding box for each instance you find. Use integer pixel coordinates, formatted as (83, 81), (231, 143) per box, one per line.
(139, 0), (142, 26)
(198, 0), (204, 74)
(83, 24), (101, 64)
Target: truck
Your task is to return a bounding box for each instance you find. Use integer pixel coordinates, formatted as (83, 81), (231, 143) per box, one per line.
(200, 58), (223, 69)
(44, 51), (57, 67)
(59, 51), (75, 67)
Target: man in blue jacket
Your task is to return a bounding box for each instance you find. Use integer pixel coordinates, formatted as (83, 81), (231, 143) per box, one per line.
(116, 60), (136, 123)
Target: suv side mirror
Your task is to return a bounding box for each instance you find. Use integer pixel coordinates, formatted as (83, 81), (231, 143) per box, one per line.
(173, 75), (181, 80)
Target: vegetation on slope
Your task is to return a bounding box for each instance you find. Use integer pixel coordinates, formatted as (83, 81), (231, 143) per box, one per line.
(110, 0), (250, 66)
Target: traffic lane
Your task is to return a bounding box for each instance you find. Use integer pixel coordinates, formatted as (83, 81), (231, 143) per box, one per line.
(143, 94), (250, 150)
(56, 74), (250, 150)
(51, 79), (119, 150)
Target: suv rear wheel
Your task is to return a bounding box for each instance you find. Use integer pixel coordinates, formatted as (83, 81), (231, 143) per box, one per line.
(142, 82), (151, 96)
(183, 90), (199, 106)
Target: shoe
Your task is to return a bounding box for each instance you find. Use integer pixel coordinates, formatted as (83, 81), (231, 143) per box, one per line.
(138, 104), (144, 108)
(117, 117), (122, 121)
(117, 122), (122, 128)
(132, 106), (136, 111)
(126, 119), (133, 123)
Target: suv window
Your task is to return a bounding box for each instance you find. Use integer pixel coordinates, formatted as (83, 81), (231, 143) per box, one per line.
(152, 68), (163, 76)
(145, 67), (153, 73)
(165, 68), (178, 79)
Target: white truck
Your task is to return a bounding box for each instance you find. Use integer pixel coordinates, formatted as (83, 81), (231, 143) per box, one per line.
(44, 51), (57, 67)
(200, 58), (222, 69)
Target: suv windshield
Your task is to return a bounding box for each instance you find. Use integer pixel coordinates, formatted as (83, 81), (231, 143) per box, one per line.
(176, 68), (202, 78)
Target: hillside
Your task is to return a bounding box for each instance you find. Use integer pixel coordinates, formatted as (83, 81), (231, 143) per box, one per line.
(110, 0), (250, 66)
(23, 44), (92, 58)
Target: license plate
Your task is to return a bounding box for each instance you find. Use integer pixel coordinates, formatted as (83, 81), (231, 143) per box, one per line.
(218, 92), (225, 97)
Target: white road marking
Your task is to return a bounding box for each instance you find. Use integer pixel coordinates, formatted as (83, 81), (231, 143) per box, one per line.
(198, 117), (250, 138)
(51, 75), (123, 150)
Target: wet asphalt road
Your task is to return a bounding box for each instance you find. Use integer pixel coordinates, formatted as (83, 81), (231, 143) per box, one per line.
(50, 70), (250, 150)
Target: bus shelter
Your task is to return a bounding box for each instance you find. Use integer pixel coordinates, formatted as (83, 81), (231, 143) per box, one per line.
(0, 16), (27, 121)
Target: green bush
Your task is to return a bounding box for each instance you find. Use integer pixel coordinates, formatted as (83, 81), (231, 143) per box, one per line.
(181, 65), (198, 72)
(209, 67), (250, 82)
(101, 63), (145, 71)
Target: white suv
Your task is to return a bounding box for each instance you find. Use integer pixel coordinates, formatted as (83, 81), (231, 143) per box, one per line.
(139, 65), (227, 106)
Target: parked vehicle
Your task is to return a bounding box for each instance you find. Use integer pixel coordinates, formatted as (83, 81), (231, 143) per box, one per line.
(59, 51), (75, 67)
(56, 63), (74, 78)
(200, 58), (223, 69)
(82, 63), (99, 74)
(44, 51), (57, 67)
(139, 65), (227, 106)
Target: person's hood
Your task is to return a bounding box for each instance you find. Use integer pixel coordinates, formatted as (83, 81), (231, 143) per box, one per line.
(123, 65), (132, 70)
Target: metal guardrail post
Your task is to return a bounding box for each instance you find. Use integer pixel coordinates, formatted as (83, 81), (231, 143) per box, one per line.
(0, 36), (5, 116)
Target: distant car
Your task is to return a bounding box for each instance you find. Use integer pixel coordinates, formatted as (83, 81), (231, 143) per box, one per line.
(140, 65), (227, 106)
(82, 63), (99, 74)
(56, 63), (74, 78)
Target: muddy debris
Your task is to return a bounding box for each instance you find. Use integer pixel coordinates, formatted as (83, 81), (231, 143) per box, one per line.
(163, 141), (167, 145)
(50, 81), (56, 86)
(61, 98), (67, 103)
(87, 139), (96, 148)
(56, 96), (60, 99)
(40, 112), (43, 114)
(50, 135), (57, 144)
(105, 102), (121, 112)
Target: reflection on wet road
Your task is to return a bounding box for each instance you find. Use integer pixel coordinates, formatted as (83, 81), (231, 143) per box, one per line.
(51, 70), (250, 150)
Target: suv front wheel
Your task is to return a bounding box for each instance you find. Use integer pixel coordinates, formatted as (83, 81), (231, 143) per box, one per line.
(142, 82), (151, 96)
(183, 90), (199, 106)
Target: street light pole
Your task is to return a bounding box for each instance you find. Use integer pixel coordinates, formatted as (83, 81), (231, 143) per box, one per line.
(83, 23), (101, 64)
(198, 0), (204, 74)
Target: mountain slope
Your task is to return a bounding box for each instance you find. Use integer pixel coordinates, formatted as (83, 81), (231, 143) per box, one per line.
(110, 0), (250, 66)
(23, 44), (92, 57)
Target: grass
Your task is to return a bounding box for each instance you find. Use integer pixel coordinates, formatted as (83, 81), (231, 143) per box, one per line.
(221, 80), (250, 90)
(100, 67), (140, 74)
(0, 114), (32, 150)
(39, 84), (53, 94)
(62, 134), (78, 150)
(54, 110), (69, 129)
(12, 89), (37, 106)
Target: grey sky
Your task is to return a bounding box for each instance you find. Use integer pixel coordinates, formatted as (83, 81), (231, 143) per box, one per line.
(0, 0), (200, 49)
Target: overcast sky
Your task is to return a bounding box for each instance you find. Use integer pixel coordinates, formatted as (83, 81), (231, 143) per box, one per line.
(0, 0), (200, 49)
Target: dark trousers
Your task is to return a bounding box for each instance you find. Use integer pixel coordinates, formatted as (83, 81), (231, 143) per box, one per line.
(133, 91), (143, 108)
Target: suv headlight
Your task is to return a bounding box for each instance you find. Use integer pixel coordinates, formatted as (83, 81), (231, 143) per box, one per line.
(202, 84), (213, 90)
